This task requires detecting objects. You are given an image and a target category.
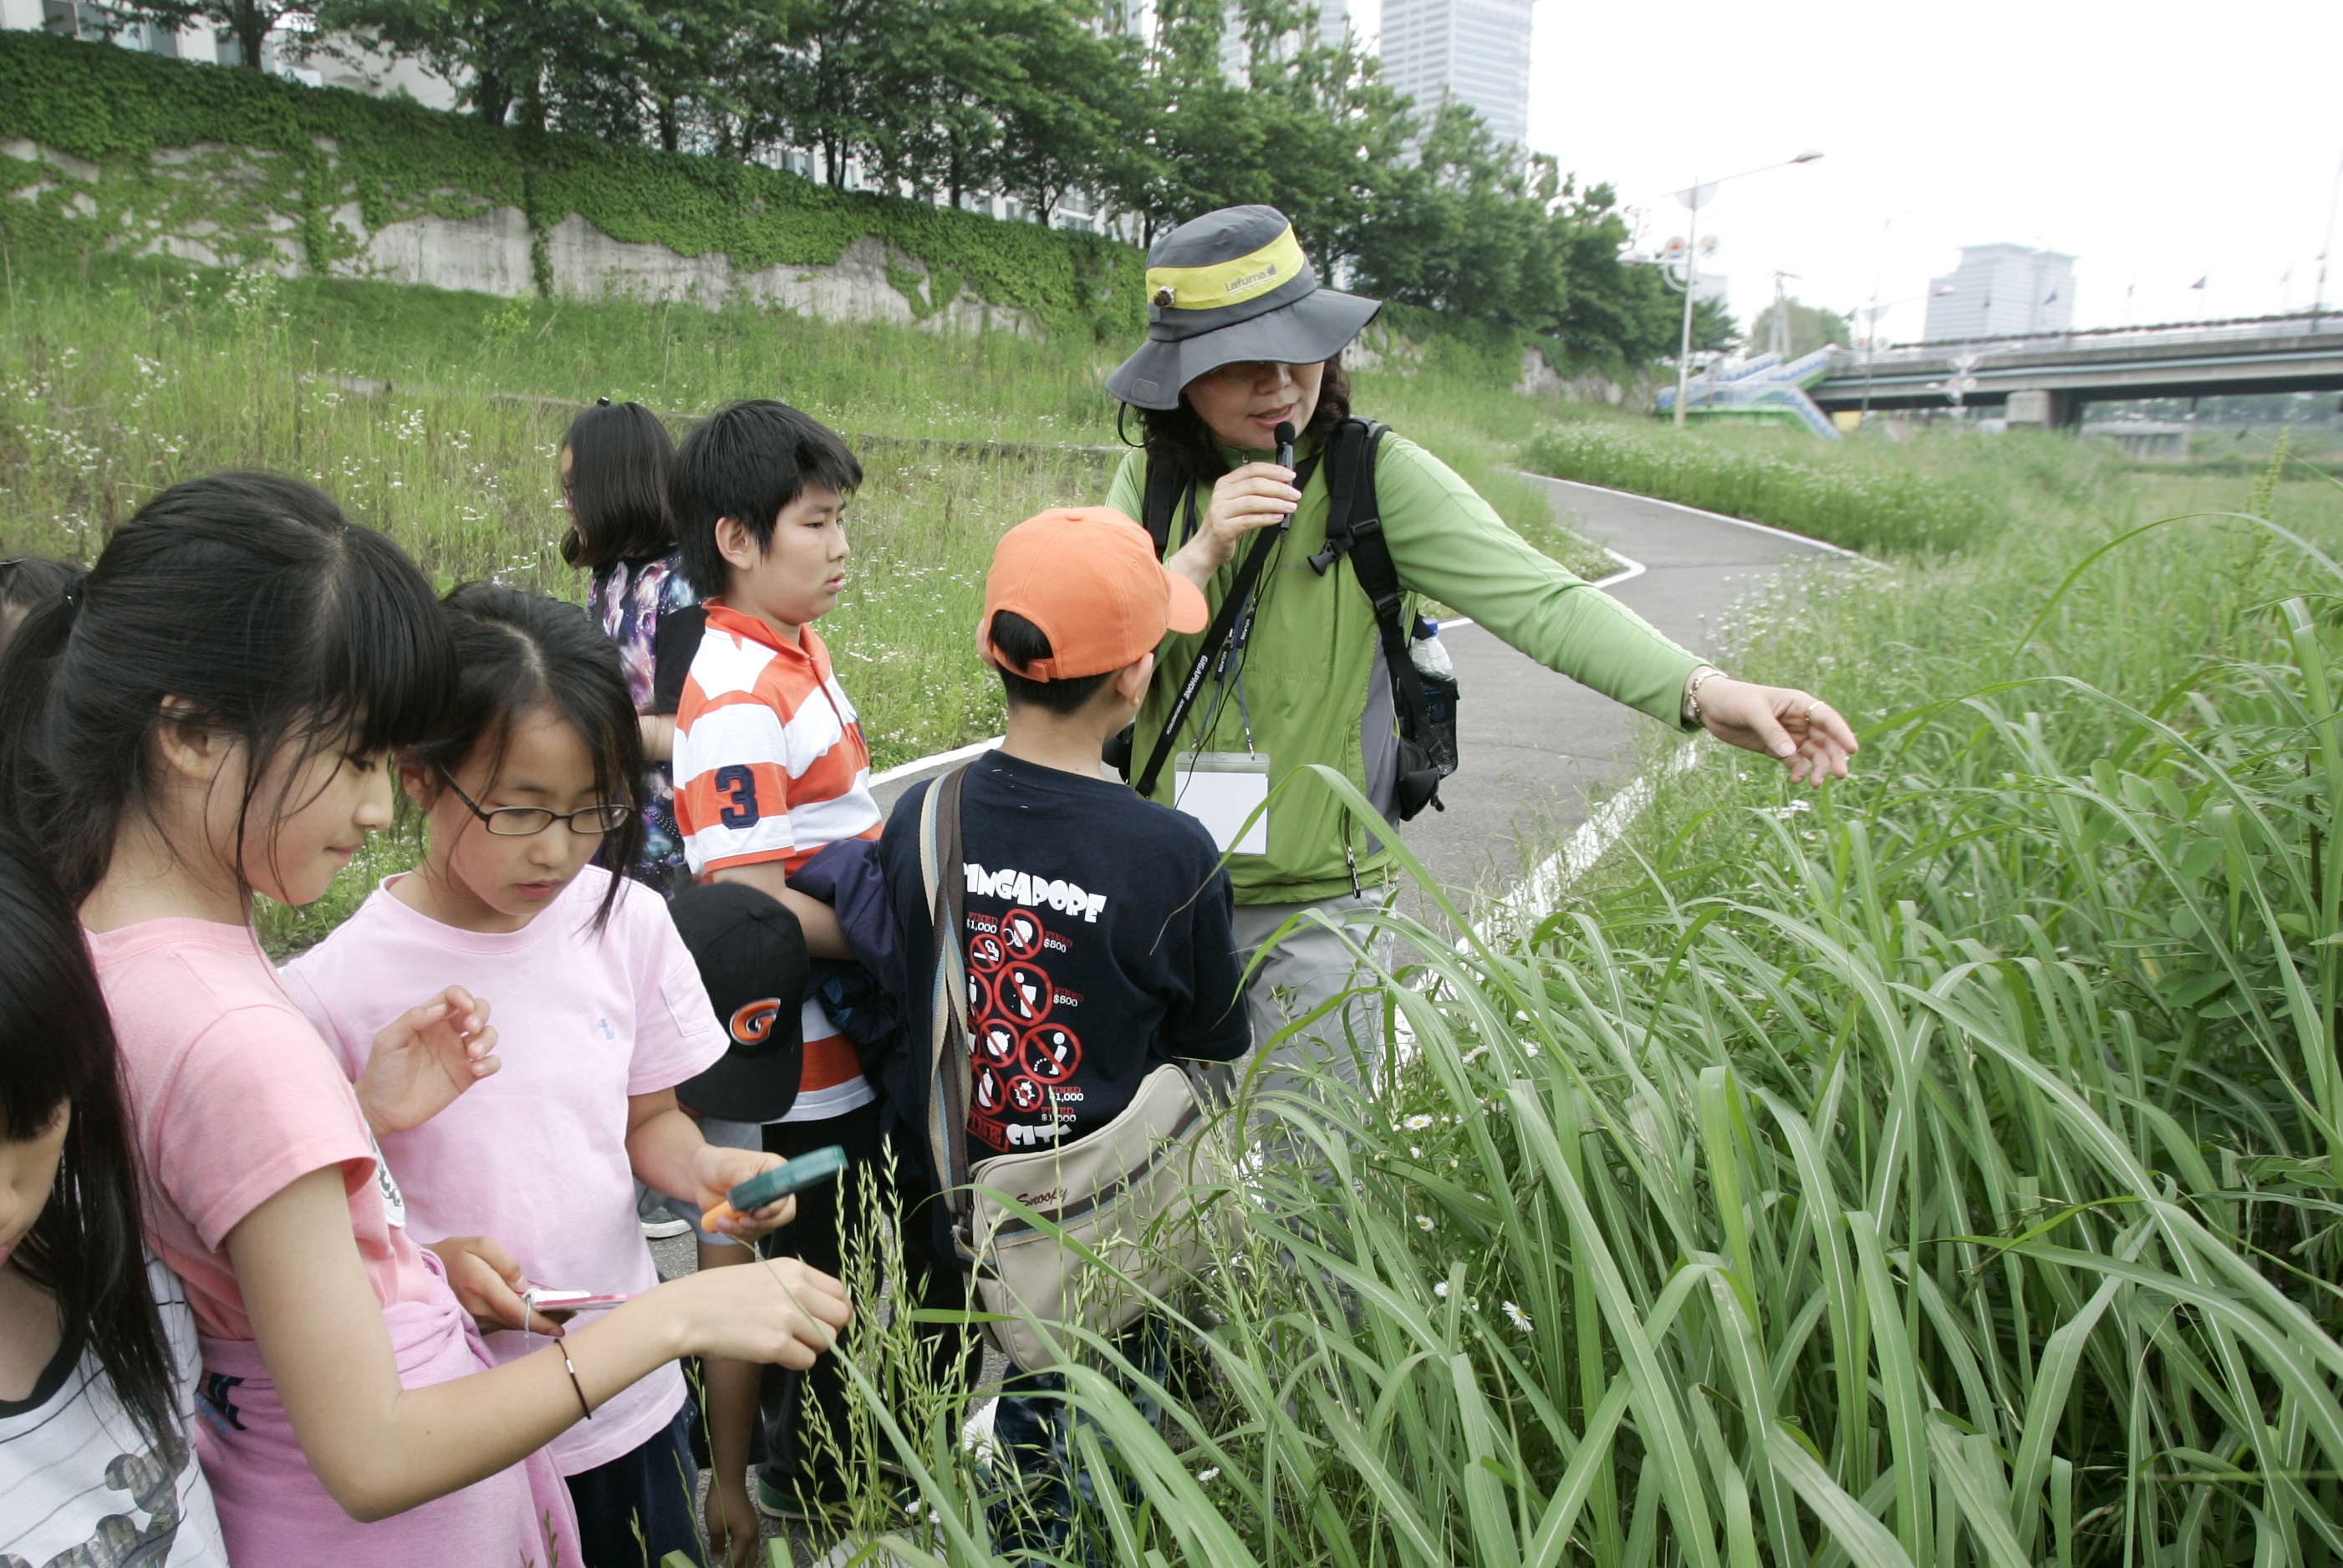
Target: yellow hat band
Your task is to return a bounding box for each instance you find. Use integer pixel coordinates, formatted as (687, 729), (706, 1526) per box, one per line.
(1147, 227), (1309, 312)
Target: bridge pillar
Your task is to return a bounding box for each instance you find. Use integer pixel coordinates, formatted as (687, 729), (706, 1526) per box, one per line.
(2005, 389), (2052, 428)
(2005, 389), (2084, 430)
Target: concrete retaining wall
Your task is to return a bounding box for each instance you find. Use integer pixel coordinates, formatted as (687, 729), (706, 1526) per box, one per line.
(7, 137), (1036, 335)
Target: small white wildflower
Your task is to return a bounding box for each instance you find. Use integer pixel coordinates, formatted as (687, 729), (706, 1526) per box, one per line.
(1502, 1301), (1534, 1332)
(1196, 1467), (1220, 1484)
(1434, 1280), (1451, 1299)
(1408, 1146), (1424, 1158)
(1415, 1214), (1436, 1232)
(1404, 1113), (1435, 1131)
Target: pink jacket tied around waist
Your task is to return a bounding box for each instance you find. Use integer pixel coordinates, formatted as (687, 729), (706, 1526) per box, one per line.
(192, 1253), (582, 1568)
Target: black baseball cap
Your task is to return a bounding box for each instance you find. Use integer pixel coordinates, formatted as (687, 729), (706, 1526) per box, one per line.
(670, 883), (808, 1123)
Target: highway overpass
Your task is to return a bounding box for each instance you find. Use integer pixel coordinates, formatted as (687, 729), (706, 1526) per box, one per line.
(1811, 312), (2343, 425)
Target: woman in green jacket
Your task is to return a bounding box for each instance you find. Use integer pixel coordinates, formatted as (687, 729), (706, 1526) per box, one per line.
(1104, 203), (1858, 1102)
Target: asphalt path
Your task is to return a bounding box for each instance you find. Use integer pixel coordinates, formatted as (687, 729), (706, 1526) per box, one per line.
(1395, 476), (1845, 904)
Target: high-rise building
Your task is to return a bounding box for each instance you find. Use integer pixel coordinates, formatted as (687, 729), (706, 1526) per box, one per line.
(1217, 0), (1351, 82)
(1923, 244), (2076, 342)
(1377, 0), (1535, 149)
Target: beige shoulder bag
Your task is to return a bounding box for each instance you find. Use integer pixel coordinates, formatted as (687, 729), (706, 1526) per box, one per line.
(917, 766), (1233, 1372)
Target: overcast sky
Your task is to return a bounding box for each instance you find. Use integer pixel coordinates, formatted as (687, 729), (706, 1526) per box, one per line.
(1350, 0), (2343, 342)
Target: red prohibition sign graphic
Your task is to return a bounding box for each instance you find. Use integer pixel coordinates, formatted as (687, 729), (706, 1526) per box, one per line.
(965, 965), (996, 1019)
(1021, 1023), (1081, 1082)
(1006, 1074), (1048, 1114)
(975, 1018), (1020, 1067)
(973, 1063), (1007, 1114)
(998, 908), (1047, 960)
(997, 960), (1053, 1026)
(968, 930), (1006, 971)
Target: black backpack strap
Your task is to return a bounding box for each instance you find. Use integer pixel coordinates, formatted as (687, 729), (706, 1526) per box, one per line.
(1319, 418), (1449, 818)
(1139, 453), (1190, 559)
(1307, 418), (1378, 575)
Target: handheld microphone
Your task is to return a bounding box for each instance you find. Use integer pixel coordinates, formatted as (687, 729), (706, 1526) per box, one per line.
(1272, 420), (1298, 538)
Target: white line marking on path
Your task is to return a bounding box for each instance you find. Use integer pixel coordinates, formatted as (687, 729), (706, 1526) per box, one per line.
(1471, 743), (1700, 944)
(869, 734), (1000, 787)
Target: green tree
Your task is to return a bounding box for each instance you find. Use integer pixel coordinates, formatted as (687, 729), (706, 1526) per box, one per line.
(982, 0), (1132, 224)
(119, 0), (306, 73)
(1746, 295), (1850, 359)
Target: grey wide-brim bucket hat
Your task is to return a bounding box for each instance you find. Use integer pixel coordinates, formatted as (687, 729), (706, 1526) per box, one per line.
(1107, 204), (1382, 410)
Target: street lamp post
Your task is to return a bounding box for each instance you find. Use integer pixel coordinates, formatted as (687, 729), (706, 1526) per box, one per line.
(1671, 150), (1823, 430)
(2314, 150), (2343, 330)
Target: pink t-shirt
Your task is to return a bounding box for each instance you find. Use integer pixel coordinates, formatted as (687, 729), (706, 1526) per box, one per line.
(283, 866), (727, 1475)
(89, 919), (444, 1341)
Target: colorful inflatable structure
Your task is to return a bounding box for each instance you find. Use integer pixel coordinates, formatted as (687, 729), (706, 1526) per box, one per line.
(1653, 346), (1841, 438)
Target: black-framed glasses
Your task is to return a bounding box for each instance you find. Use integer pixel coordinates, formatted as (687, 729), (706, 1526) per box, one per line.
(436, 766), (631, 837)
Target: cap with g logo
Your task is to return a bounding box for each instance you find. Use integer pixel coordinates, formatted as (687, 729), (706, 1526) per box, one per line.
(669, 882), (808, 1123)
(1106, 203), (1382, 410)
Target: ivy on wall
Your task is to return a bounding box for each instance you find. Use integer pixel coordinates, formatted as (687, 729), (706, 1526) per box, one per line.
(0, 30), (1143, 339)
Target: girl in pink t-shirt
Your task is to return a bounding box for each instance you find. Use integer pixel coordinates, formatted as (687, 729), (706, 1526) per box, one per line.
(283, 583), (816, 1568)
(0, 473), (853, 1568)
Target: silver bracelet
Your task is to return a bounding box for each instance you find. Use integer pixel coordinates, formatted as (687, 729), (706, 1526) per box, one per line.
(1682, 665), (1727, 726)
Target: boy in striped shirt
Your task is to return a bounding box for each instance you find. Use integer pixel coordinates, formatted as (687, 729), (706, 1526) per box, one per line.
(668, 399), (879, 1531)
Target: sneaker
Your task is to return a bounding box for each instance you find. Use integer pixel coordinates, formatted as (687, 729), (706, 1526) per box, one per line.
(751, 1472), (844, 1522)
(636, 1184), (691, 1240)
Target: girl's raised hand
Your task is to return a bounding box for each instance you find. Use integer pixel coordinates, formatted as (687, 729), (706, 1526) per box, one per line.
(688, 1146), (798, 1240)
(355, 986), (499, 1138)
(657, 1256), (852, 1369)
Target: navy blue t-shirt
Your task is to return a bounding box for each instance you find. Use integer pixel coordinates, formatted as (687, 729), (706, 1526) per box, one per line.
(882, 751), (1250, 1164)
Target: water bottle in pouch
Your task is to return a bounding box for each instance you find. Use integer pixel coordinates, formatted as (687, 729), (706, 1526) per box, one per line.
(1409, 618), (1454, 680)
(1408, 616), (1459, 774)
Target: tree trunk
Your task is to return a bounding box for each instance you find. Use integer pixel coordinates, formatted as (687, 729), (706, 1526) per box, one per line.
(656, 98), (680, 154)
(946, 147), (963, 211)
(234, 0), (267, 70)
(475, 70), (512, 129)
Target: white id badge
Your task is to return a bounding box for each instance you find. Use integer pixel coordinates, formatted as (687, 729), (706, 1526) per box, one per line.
(1174, 751), (1271, 855)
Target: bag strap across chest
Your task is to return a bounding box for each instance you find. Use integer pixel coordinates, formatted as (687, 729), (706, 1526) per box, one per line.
(1133, 417), (1448, 818)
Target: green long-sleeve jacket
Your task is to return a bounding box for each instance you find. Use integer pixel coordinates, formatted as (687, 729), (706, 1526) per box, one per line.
(1106, 431), (1704, 906)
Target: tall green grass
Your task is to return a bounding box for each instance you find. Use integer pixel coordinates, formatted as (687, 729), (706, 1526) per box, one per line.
(1520, 415), (2107, 557)
(798, 448), (2343, 1566)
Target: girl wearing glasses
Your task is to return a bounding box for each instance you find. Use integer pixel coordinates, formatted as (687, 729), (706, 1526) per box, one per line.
(282, 582), (827, 1568)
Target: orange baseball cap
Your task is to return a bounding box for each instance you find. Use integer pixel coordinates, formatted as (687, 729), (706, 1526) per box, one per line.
(978, 508), (1209, 680)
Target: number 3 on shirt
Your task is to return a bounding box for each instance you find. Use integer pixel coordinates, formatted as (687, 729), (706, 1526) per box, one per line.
(714, 763), (760, 828)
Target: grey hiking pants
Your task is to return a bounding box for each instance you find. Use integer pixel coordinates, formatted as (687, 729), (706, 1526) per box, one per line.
(1226, 887), (1395, 1108)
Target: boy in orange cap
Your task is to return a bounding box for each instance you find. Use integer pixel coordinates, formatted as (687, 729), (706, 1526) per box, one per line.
(876, 507), (1250, 1550)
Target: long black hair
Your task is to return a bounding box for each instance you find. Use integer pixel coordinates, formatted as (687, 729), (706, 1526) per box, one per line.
(0, 557), (77, 656)
(560, 400), (680, 572)
(0, 472), (455, 907)
(1135, 354), (1353, 504)
(0, 829), (176, 1444)
(404, 583), (645, 929)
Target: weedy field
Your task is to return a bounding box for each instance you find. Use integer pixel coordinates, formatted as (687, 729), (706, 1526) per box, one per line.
(20, 247), (2343, 1565)
(791, 441), (2343, 1568)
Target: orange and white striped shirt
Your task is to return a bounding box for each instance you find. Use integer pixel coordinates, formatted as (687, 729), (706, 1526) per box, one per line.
(674, 601), (882, 1120)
